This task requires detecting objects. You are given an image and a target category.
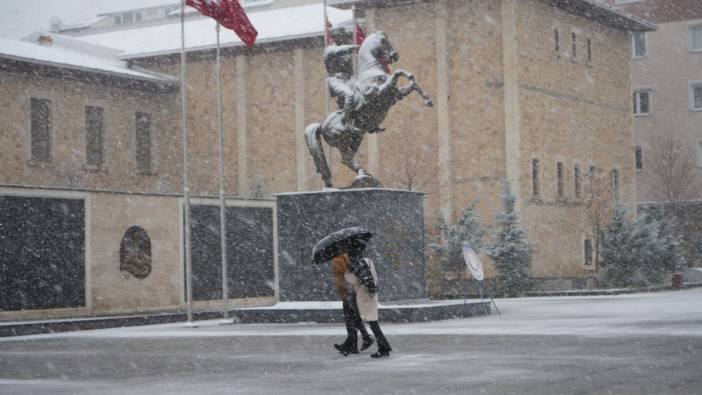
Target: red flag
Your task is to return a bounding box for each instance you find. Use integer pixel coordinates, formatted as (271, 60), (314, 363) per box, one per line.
(323, 2), (334, 45)
(187, 0), (258, 48)
(325, 16), (334, 45)
(355, 22), (366, 45)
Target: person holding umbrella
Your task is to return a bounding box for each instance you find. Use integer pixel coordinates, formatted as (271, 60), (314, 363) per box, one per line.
(332, 253), (374, 356)
(313, 227), (393, 358)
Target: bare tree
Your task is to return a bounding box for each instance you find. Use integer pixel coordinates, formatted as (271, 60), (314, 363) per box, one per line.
(649, 138), (699, 266)
(650, 138), (694, 204)
(585, 166), (614, 274)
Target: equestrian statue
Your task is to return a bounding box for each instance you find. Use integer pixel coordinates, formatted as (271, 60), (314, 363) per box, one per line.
(304, 31), (434, 188)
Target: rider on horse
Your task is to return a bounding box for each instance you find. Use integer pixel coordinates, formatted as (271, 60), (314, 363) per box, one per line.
(324, 44), (358, 122)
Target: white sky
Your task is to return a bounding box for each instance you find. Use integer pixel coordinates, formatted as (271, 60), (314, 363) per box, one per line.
(0, 0), (176, 40)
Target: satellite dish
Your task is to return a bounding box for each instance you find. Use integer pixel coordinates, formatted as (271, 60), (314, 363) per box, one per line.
(49, 16), (63, 31)
(462, 244), (484, 282)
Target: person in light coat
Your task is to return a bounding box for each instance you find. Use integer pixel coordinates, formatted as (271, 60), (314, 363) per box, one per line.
(332, 254), (374, 356)
(344, 239), (392, 358)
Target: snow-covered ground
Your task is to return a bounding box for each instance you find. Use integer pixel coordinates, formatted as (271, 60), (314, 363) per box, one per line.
(4, 287), (701, 342)
(1, 289), (700, 395)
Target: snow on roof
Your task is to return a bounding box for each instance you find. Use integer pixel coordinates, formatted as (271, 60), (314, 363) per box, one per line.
(71, 3), (353, 59)
(0, 36), (175, 82)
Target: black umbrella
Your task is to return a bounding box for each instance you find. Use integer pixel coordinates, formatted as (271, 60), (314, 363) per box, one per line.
(312, 226), (373, 264)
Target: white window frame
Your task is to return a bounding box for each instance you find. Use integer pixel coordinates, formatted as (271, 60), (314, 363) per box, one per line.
(633, 87), (653, 116)
(689, 81), (702, 111)
(631, 31), (647, 59)
(689, 22), (702, 53)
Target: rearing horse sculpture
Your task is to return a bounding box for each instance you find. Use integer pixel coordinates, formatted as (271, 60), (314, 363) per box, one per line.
(305, 31), (434, 188)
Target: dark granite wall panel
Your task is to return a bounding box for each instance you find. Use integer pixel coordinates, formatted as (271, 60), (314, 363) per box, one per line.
(277, 189), (425, 301)
(188, 205), (274, 301)
(0, 196), (85, 311)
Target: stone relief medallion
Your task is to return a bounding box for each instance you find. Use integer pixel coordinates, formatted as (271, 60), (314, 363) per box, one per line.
(119, 226), (152, 279)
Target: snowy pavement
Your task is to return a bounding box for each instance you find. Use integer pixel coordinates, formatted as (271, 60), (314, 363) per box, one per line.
(1, 288), (701, 394)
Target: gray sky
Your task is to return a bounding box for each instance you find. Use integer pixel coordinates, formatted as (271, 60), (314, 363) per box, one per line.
(0, 0), (175, 39)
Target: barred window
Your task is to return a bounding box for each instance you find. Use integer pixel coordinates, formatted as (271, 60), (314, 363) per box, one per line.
(557, 162), (564, 198)
(85, 106), (104, 167)
(611, 169), (621, 202)
(584, 239), (593, 266)
(30, 98), (51, 163)
(532, 159), (540, 197)
(136, 112), (152, 173)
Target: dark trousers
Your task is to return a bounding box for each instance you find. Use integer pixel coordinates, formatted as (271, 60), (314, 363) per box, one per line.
(368, 321), (391, 352)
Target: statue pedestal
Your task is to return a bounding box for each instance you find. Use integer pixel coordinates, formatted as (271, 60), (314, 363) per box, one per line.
(276, 188), (426, 301)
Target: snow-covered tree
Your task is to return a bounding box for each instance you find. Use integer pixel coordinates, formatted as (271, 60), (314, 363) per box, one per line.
(486, 184), (533, 297)
(428, 199), (487, 296)
(599, 206), (678, 287)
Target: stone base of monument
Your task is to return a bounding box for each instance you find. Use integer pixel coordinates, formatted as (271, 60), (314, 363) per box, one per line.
(276, 188), (426, 302)
(0, 299), (492, 336)
(230, 299), (491, 323)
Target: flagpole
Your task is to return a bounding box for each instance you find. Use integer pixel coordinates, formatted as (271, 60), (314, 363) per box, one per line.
(181, 0), (197, 328)
(323, 0), (332, 179)
(215, 21), (233, 325)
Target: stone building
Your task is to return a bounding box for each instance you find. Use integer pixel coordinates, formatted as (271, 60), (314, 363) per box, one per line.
(0, 0), (653, 320)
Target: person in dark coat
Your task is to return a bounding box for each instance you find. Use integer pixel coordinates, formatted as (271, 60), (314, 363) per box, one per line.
(332, 254), (374, 356)
(344, 240), (392, 358)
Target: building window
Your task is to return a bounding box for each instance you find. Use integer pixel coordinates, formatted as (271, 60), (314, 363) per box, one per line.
(557, 162), (565, 199)
(587, 38), (592, 63)
(632, 31), (646, 58)
(85, 106), (104, 168)
(123, 12), (134, 24)
(635, 146), (643, 170)
(633, 89), (651, 115)
(571, 32), (577, 58)
(690, 82), (702, 111)
(114, 15), (122, 24)
(532, 159), (540, 197)
(611, 169), (620, 202)
(554, 28), (560, 53)
(697, 141), (702, 168)
(690, 23), (702, 52)
(136, 112), (152, 173)
(584, 239), (593, 266)
(574, 165), (581, 199)
(30, 98), (51, 163)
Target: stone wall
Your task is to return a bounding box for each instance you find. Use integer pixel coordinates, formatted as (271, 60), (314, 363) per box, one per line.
(515, 0), (635, 277)
(0, 71), (180, 195)
(89, 193), (183, 313)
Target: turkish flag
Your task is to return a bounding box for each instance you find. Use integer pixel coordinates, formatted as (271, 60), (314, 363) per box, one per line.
(325, 16), (334, 45)
(187, 0), (258, 48)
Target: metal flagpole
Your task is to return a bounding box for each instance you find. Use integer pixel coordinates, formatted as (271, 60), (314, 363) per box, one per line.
(181, 0), (197, 328)
(215, 22), (233, 325)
